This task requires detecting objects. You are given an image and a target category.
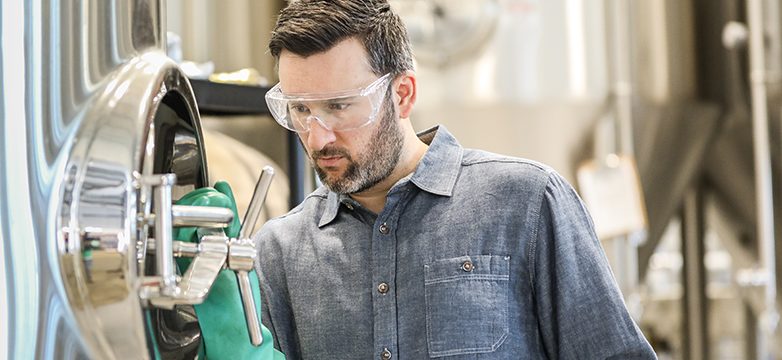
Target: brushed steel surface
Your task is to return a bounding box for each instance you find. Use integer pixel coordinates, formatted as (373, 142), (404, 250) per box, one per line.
(1, 0), (209, 358)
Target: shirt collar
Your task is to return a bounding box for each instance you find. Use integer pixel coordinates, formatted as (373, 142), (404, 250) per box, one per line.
(409, 125), (463, 197)
(318, 125), (463, 228)
(319, 191), (342, 227)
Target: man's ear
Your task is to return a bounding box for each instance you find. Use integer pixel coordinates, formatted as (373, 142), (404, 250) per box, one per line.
(395, 71), (417, 119)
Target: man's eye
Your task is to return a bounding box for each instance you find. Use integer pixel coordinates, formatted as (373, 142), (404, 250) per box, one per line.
(290, 104), (310, 113)
(328, 102), (350, 111)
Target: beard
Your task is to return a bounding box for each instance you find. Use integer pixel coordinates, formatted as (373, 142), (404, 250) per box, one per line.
(310, 96), (404, 194)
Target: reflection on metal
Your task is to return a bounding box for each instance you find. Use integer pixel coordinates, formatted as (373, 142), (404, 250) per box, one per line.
(172, 129), (202, 185)
(0, 0), (221, 357)
(52, 49), (207, 357)
(171, 204), (234, 228)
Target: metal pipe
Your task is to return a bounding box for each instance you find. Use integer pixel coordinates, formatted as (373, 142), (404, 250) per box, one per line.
(747, 0), (778, 358)
(171, 204), (234, 228)
(608, 0), (634, 157)
(239, 166), (275, 240)
(682, 188), (708, 360)
(153, 173), (178, 296)
(237, 270), (263, 346)
(146, 240), (199, 258)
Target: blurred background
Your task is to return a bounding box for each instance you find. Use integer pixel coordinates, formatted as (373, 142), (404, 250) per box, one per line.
(164, 0), (782, 358)
(3, 0), (782, 358)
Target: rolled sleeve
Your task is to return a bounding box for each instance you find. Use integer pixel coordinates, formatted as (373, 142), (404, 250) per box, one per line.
(531, 172), (656, 359)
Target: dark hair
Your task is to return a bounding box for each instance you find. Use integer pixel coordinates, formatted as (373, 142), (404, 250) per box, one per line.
(269, 0), (414, 76)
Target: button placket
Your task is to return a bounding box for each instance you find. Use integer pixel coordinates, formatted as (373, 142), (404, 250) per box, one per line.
(372, 197), (405, 360)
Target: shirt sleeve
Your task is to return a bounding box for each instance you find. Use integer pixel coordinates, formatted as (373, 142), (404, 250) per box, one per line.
(254, 225), (302, 359)
(530, 171), (657, 359)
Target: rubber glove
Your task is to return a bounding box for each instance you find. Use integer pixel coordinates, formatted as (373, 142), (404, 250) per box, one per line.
(173, 181), (284, 360)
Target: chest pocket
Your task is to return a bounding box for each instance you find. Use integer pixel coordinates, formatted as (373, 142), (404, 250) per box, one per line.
(424, 255), (510, 358)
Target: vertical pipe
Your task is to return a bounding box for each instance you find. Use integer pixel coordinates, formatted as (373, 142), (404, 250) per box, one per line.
(747, 0), (778, 358)
(607, 0), (634, 157)
(153, 173), (177, 295)
(682, 188), (708, 360)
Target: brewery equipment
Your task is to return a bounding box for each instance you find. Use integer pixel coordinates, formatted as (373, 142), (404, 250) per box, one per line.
(0, 1), (273, 358)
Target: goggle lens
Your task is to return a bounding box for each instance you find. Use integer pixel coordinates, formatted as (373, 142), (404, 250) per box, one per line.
(265, 73), (392, 132)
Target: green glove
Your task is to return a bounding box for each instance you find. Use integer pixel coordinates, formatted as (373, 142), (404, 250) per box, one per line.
(173, 181), (284, 360)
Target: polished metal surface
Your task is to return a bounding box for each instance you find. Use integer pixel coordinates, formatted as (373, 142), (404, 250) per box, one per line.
(171, 129), (203, 185)
(56, 49), (206, 358)
(171, 204), (234, 228)
(239, 166), (275, 240)
(144, 234), (230, 309)
(237, 270), (263, 345)
(228, 167), (276, 346)
(0, 0), (215, 358)
(152, 173), (178, 296)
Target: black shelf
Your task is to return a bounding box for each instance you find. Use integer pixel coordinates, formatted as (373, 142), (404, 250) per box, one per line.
(189, 79), (271, 116)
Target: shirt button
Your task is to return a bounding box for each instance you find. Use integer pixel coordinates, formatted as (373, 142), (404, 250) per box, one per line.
(380, 348), (392, 360)
(461, 260), (474, 272)
(379, 223), (390, 234)
(345, 203), (354, 210)
(377, 282), (389, 294)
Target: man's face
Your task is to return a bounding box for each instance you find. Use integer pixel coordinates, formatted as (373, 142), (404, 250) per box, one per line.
(278, 38), (404, 194)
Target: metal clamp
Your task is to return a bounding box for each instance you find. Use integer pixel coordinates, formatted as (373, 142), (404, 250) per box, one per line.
(137, 166), (275, 347)
(137, 173), (235, 307)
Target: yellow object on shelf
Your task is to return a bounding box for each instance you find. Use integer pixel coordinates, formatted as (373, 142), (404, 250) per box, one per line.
(208, 68), (267, 86)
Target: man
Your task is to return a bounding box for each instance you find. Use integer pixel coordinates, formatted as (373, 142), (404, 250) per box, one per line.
(255, 1), (656, 359)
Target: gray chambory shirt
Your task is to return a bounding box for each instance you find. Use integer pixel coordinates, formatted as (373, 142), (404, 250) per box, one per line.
(254, 126), (656, 359)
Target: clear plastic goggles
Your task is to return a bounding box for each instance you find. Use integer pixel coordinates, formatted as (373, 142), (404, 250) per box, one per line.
(265, 73), (393, 133)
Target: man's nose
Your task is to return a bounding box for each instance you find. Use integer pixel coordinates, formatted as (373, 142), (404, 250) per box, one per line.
(305, 116), (337, 151)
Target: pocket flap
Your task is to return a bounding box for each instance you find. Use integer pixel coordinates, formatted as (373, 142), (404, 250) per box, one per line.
(424, 255), (510, 284)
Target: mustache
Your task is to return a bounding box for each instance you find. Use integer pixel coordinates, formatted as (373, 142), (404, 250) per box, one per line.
(311, 146), (351, 161)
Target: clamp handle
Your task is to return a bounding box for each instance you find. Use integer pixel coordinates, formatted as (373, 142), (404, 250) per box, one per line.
(232, 166), (275, 346)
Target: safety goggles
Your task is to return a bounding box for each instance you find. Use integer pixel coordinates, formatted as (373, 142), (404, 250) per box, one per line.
(265, 73), (393, 133)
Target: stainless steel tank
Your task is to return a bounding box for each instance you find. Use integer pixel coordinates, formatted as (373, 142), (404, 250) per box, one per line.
(393, 0), (610, 183)
(0, 1), (266, 358)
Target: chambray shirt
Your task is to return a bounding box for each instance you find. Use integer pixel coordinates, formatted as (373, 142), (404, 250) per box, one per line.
(254, 126), (656, 359)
